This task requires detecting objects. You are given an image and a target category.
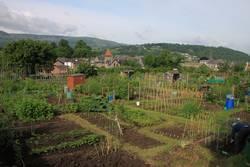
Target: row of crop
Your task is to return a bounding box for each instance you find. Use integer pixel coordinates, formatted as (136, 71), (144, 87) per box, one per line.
(0, 93), (113, 122)
(31, 134), (102, 154)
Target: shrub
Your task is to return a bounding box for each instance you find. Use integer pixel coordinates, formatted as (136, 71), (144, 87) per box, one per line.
(78, 96), (113, 112)
(180, 101), (201, 118)
(15, 98), (54, 121)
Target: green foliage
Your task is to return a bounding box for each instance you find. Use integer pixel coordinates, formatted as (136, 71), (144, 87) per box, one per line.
(73, 40), (92, 58)
(76, 63), (98, 78)
(55, 39), (73, 58)
(3, 39), (56, 74)
(111, 43), (250, 62)
(116, 105), (164, 126)
(79, 96), (113, 112)
(31, 134), (101, 154)
(122, 59), (141, 68)
(180, 101), (201, 118)
(75, 73), (133, 99)
(144, 50), (183, 69)
(60, 96), (112, 113)
(15, 98), (54, 121)
(233, 63), (245, 72)
(218, 62), (230, 72)
(195, 64), (211, 75)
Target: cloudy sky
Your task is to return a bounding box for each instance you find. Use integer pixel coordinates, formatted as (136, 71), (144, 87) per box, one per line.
(0, 0), (250, 53)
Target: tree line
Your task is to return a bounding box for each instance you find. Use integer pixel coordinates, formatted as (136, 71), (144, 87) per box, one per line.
(0, 39), (93, 74)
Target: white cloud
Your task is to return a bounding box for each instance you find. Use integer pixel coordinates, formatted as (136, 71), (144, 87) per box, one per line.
(0, 1), (77, 35)
(0, 0), (250, 53)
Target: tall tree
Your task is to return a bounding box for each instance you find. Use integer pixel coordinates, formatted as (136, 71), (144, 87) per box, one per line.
(144, 50), (183, 69)
(3, 39), (56, 74)
(55, 39), (73, 58)
(73, 40), (92, 58)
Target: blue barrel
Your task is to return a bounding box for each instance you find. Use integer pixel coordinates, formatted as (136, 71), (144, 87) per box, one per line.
(225, 94), (234, 111)
(247, 87), (250, 96)
(108, 95), (114, 102)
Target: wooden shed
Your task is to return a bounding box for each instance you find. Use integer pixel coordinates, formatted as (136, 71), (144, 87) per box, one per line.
(67, 74), (85, 90)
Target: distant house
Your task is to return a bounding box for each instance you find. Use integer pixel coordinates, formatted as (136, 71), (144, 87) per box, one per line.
(245, 62), (250, 71)
(199, 57), (223, 71)
(199, 57), (210, 65)
(91, 49), (121, 68)
(51, 61), (69, 75)
(51, 57), (85, 75)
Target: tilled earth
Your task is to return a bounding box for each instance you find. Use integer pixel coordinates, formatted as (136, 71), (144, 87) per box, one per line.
(26, 146), (149, 167)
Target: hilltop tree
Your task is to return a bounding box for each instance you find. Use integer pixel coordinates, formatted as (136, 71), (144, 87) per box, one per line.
(3, 39), (56, 74)
(55, 39), (73, 58)
(144, 50), (183, 69)
(73, 40), (92, 58)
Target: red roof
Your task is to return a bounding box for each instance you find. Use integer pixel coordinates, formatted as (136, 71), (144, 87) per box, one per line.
(104, 49), (112, 57)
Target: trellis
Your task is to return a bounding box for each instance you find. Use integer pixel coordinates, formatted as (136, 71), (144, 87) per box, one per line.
(128, 74), (203, 113)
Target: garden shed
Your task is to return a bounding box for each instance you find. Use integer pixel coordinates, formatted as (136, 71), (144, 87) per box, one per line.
(67, 74), (85, 90)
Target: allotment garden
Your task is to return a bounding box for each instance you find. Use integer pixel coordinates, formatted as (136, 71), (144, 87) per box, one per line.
(0, 67), (250, 167)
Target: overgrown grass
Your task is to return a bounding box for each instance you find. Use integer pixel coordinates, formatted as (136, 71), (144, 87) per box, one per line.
(115, 105), (165, 126)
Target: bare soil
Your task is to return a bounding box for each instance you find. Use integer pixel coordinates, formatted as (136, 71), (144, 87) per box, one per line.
(231, 111), (250, 122)
(15, 118), (82, 134)
(80, 113), (162, 149)
(26, 146), (148, 167)
(28, 130), (91, 148)
(155, 145), (207, 166)
(203, 102), (222, 111)
(154, 126), (185, 139)
(122, 128), (162, 149)
(80, 113), (121, 136)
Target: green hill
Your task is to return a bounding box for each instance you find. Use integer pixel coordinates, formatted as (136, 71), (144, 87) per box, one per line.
(0, 31), (249, 62)
(111, 43), (250, 62)
(0, 31), (123, 49)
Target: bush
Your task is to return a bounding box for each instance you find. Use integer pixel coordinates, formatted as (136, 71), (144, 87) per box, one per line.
(180, 101), (201, 118)
(79, 96), (113, 112)
(60, 96), (113, 113)
(15, 98), (54, 121)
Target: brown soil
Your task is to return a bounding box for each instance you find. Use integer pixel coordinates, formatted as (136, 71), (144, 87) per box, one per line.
(14, 117), (82, 134)
(80, 113), (121, 137)
(28, 130), (91, 148)
(122, 128), (162, 149)
(231, 111), (250, 122)
(154, 126), (185, 139)
(203, 102), (222, 111)
(155, 145), (209, 166)
(26, 146), (149, 167)
(80, 113), (162, 149)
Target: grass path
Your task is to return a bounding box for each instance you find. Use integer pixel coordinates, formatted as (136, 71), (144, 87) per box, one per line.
(61, 113), (177, 166)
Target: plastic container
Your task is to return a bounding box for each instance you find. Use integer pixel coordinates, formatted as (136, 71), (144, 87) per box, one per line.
(108, 95), (114, 102)
(225, 94), (234, 111)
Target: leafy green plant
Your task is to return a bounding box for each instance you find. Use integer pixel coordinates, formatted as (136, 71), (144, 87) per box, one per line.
(31, 134), (101, 154)
(15, 98), (54, 121)
(180, 101), (201, 118)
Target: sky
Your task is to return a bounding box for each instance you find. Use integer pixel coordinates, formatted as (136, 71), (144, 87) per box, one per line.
(0, 0), (250, 53)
